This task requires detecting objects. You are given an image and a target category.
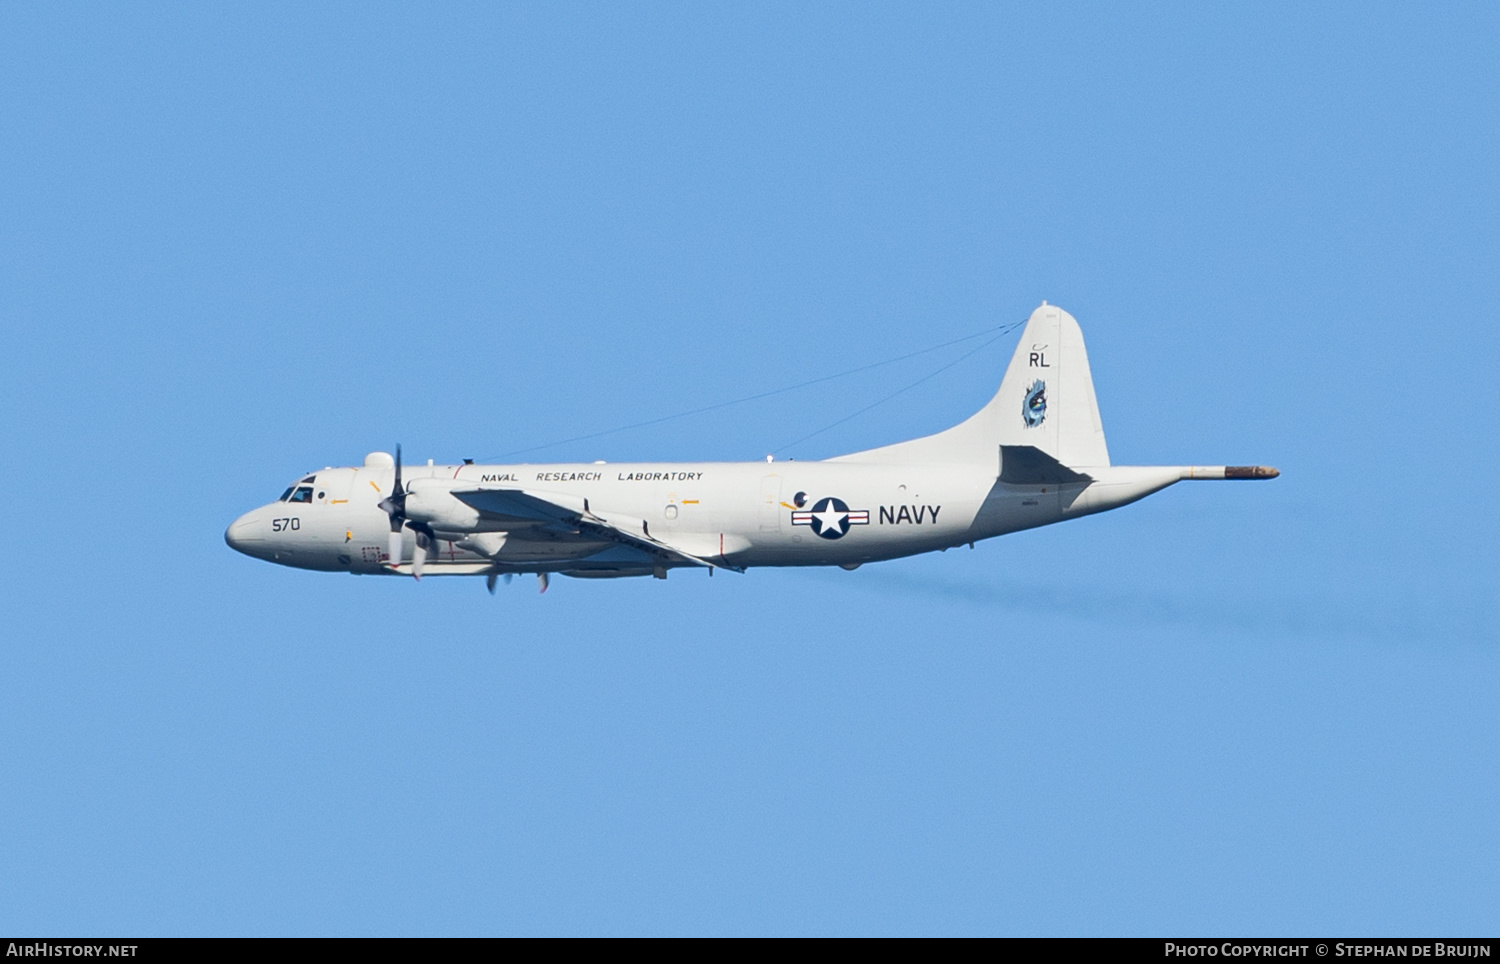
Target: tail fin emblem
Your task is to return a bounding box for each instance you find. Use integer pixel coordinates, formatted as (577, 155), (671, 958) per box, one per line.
(1023, 379), (1047, 428)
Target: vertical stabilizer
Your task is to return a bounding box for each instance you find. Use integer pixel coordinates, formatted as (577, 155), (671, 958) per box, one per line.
(830, 302), (1110, 468)
(993, 302), (1109, 467)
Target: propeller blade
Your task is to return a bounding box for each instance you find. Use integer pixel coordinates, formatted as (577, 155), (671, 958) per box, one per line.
(412, 529), (430, 580)
(387, 525), (403, 568)
(503, 573), (513, 585)
(537, 572), (549, 594)
(486, 573), (498, 594)
(380, 444), (407, 569)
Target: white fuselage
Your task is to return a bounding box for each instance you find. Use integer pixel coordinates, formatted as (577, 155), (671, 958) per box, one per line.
(224, 455), (1186, 577)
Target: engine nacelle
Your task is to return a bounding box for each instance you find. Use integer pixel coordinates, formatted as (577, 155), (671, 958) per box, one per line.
(403, 478), (484, 534)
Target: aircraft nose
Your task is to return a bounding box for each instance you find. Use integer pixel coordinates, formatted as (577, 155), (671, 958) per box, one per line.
(224, 511), (265, 557)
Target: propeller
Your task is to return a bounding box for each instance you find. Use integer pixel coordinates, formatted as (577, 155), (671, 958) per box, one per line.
(376, 444), (406, 567)
(375, 444), (427, 578)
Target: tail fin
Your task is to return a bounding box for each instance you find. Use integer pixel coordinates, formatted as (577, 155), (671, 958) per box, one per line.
(992, 301), (1109, 467)
(830, 302), (1110, 468)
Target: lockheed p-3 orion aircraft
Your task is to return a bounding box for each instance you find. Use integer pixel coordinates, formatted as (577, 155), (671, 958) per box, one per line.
(225, 303), (1277, 592)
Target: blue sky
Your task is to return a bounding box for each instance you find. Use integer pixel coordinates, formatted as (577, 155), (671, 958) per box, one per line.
(2, 3), (1496, 935)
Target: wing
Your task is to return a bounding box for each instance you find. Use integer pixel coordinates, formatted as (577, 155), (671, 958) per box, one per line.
(451, 488), (743, 573)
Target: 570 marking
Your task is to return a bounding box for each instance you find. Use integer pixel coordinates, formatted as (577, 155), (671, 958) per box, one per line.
(271, 517), (300, 532)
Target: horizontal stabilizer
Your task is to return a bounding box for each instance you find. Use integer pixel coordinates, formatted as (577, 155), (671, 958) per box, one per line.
(999, 445), (1094, 485)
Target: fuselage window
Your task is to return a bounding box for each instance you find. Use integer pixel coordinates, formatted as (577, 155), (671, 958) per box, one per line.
(289, 486), (314, 504)
(279, 487), (295, 502)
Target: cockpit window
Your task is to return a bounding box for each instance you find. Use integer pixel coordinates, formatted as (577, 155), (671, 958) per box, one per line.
(279, 487), (295, 502)
(301, 476), (317, 484)
(289, 486), (314, 503)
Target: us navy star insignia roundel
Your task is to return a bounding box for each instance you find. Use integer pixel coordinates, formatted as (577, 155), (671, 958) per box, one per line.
(791, 496), (871, 539)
